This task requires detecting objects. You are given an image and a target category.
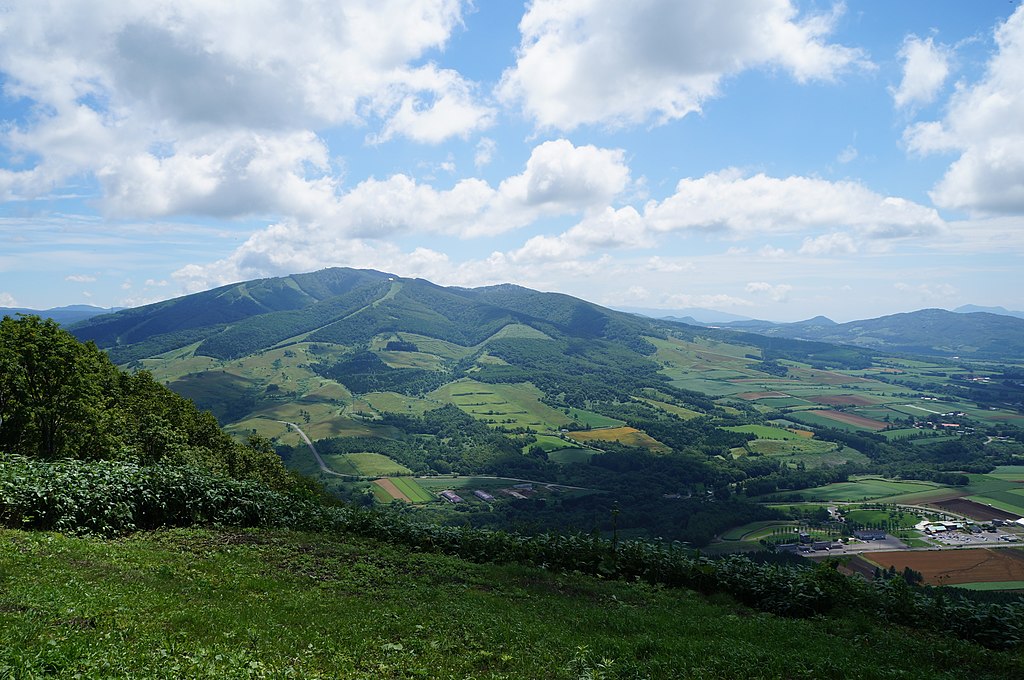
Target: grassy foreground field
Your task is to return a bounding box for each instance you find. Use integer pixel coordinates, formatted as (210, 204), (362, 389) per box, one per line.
(2, 527), (1022, 679)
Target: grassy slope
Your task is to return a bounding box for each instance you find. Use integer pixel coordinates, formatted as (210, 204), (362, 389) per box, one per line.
(1, 527), (1020, 679)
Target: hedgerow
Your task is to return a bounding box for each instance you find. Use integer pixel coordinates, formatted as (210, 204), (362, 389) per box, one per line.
(2, 453), (1023, 650)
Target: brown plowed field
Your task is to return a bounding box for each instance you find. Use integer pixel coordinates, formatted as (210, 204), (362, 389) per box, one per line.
(811, 395), (875, 406)
(736, 391), (791, 400)
(931, 498), (1022, 521)
(374, 478), (411, 502)
(808, 410), (887, 430)
(862, 549), (1024, 585)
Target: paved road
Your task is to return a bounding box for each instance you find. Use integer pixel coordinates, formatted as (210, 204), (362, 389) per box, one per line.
(277, 420), (363, 479)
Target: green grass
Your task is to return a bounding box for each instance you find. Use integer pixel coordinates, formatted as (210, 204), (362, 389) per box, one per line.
(390, 477), (434, 503)
(547, 448), (595, 464)
(359, 391), (442, 415)
(843, 509), (920, 528)
(764, 477), (945, 502)
(527, 434), (582, 453)
(319, 454), (361, 476)
(951, 581), (1024, 591)
(3, 528), (1020, 679)
(744, 439), (838, 456)
(636, 398), (704, 420)
(567, 408), (625, 429)
(430, 379), (574, 431)
(723, 425), (805, 440)
(345, 453), (412, 477)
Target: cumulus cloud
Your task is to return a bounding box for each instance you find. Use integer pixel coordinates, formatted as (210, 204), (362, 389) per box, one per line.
(0, 1), (493, 213)
(65, 274), (97, 283)
(474, 138), (497, 169)
(498, 0), (868, 130)
(644, 170), (943, 238)
(172, 139), (633, 288)
(891, 35), (950, 109)
(508, 207), (648, 263)
(0, 292), (17, 307)
(745, 281), (793, 302)
(904, 7), (1024, 213)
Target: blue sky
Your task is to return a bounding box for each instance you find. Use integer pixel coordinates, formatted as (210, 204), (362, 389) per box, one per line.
(1, 1), (1022, 321)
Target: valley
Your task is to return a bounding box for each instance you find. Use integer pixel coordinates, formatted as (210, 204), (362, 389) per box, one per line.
(65, 268), (1024, 590)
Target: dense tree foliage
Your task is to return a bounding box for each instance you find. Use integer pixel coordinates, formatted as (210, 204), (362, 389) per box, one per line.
(0, 315), (292, 489)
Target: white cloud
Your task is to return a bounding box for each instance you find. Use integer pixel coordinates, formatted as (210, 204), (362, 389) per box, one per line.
(171, 139), (634, 288)
(664, 293), (754, 309)
(498, 0), (868, 130)
(837, 145), (858, 164)
(891, 35), (950, 109)
(0, 292), (17, 307)
(745, 281), (793, 302)
(644, 256), (693, 273)
(508, 206), (648, 263)
(65, 274), (97, 283)
(904, 7), (1024, 213)
(0, 1), (493, 212)
(644, 170), (943, 238)
(474, 137), (497, 169)
(798, 232), (858, 256)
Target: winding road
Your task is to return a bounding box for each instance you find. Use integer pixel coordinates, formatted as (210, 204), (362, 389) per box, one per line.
(277, 420), (362, 479)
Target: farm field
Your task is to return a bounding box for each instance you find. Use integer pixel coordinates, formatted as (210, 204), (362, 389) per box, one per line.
(565, 426), (671, 453)
(345, 453), (412, 477)
(547, 448), (595, 464)
(527, 434), (583, 453)
(373, 478), (411, 502)
(763, 477), (946, 503)
(357, 391), (442, 415)
(804, 410), (888, 431)
(862, 549), (1024, 587)
(723, 425), (806, 440)
(390, 477), (434, 503)
(636, 397), (703, 420)
(568, 408), (626, 429)
(429, 379), (574, 431)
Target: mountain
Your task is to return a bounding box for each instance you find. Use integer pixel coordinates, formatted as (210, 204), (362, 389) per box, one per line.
(0, 304), (122, 325)
(715, 308), (1024, 359)
(616, 306), (754, 323)
(954, 304), (1024, 320)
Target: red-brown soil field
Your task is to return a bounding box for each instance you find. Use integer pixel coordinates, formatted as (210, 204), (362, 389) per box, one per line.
(862, 548), (1024, 585)
(931, 498), (1022, 522)
(374, 478), (411, 502)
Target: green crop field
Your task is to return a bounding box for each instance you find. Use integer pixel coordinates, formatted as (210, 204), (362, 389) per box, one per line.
(346, 453), (412, 477)
(359, 391), (442, 415)
(764, 477), (945, 502)
(724, 425), (805, 440)
(528, 434), (582, 453)
(567, 408), (625, 429)
(879, 428), (942, 441)
(637, 397), (704, 420)
(952, 581), (1024, 591)
(320, 454), (361, 476)
(430, 379), (574, 431)
(547, 448), (595, 464)
(745, 439), (837, 456)
(390, 477), (434, 503)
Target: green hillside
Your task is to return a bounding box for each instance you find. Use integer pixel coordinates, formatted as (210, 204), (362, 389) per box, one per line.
(55, 268), (1024, 547)
(3, 525), (1022, 679)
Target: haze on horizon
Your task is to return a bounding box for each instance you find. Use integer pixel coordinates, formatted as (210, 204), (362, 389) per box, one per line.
(1, 1), (1023, 323)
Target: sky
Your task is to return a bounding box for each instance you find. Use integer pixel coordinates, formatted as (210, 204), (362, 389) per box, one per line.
(1, 1), (1023, 322)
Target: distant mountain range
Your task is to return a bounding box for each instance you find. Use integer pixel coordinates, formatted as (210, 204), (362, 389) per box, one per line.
(704, 308), (1024, 359)
(953, 304), (1024, 320)
(615, 306), (753, 324)
(0, 304), (123, 325)
(67, 270), (1024, 366)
